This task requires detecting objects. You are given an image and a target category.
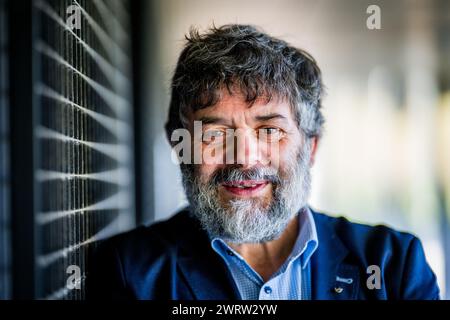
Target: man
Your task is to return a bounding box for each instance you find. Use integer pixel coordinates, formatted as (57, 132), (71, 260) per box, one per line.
(87, 24), (439, 300)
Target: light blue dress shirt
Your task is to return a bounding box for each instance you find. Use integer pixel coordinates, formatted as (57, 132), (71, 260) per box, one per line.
(211, 207), (319, 300)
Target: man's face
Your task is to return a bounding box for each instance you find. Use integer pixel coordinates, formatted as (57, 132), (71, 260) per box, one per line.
(181, 89), (315, 243)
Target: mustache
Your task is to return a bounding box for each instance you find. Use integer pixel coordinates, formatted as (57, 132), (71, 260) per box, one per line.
(209, 165), (281, 186)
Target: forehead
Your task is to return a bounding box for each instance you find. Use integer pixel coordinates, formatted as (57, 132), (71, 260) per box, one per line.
(193, 89), (294, 121)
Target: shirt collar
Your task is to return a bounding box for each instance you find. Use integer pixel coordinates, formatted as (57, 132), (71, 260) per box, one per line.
(293, 206), (319, 269)
(210, 206), (319, 269)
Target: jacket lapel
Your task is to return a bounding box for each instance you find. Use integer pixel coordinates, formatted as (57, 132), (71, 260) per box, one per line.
(173, 211), (241, 300)
(310, 211), (360, 300)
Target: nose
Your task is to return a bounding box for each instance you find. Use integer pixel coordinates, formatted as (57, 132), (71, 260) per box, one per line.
(226, 128), (267, 168)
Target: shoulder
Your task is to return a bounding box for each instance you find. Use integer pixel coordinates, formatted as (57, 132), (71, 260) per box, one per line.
(312, 209), (440, 299)
(86, 208), (200, 299)
(96, 208), (196, 259)
(312, 210), (417, 252)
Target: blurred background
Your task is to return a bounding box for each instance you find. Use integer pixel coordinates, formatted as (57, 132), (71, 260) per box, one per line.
(0, 0), (449, 299)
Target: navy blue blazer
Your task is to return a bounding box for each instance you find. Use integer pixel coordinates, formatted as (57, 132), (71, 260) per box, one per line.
(86, 208), (440, 300)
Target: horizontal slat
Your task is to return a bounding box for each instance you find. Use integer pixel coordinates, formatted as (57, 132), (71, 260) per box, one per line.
(36, 216), (122, 268)
(35, 84), (131, 139)
(45, 276), (86, 300)
(35, 41), (130, 116)
(36, 168), (131, 185)
(35, 126), (130, 163)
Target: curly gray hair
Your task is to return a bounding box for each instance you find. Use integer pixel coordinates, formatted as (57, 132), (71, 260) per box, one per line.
(165, 24), (325, 141)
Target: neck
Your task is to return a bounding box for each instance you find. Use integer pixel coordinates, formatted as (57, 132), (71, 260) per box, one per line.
(227, 215), (299, 282)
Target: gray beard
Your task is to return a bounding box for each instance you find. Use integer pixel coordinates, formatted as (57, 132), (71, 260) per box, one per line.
(181, 141), (312, 244)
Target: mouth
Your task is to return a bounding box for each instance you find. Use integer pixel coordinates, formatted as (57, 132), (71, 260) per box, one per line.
(221, 180), (269, 197)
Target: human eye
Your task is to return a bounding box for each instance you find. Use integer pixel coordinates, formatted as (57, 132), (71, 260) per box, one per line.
(202, 129), (225, 144)
(258, 127), (284, 141)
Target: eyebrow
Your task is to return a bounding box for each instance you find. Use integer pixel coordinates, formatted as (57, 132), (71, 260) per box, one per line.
(197, 116), (230, 125)
(196, 113), (288, 126)
(254, 113), (287, 122)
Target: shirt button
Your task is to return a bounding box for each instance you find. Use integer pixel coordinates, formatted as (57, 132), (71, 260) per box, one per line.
(264, 286), (272, 294)
(226, 249), (234, 256)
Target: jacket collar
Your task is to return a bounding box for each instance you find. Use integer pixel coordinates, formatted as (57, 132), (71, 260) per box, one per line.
(310, 209), (360, 299)
(173, 209), (241, 299)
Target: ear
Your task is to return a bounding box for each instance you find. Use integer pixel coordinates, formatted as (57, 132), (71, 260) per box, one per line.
(309, 136), (319, 166)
